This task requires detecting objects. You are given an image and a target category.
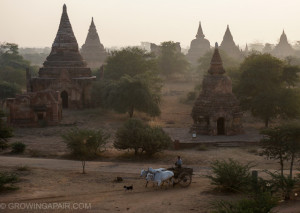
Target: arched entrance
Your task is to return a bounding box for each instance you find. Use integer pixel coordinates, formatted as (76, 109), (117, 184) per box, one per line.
(217, 117), (225, 135)
(61, 91), (68, 109)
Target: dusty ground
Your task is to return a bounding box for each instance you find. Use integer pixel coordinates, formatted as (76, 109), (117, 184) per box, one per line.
(1, 80), (300, 212)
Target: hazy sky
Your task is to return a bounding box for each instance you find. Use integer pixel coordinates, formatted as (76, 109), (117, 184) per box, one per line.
(1, 0), (300, 48)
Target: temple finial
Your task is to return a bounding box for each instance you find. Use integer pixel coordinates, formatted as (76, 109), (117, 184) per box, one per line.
(215, 42), (218, 48)
(63, 4), (67, 13)
(196, 21), (205, 39)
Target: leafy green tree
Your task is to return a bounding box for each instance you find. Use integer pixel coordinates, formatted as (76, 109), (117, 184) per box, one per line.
(0, 81), (21, 100)
(0, 110), (13, 150)
(104, 47), (158, 80)
(62, 128), (109, 173)
(114, 118), (171, 156)
(260, 123), (300, 177)
(101, 75), (161, 118)
(236, 53), (300, 127)
(157, 41), (190, 77)
(95, 47), (162, 116)
(0, 43), (32, 88)
(141, 126), (172, 156)
(114, 118), (147, 155)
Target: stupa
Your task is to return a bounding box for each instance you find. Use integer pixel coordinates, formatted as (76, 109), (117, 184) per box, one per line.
(191, 43), (243, 135)
(272, 30), (294, 58)
(186, 22), (211, 66)
(29, 4), (95, 109)
(81, 18), (107, 69)
(220, 25), (241, 59)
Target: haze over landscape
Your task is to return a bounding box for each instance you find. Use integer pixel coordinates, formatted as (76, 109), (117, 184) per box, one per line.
(1, 0), (300, 48)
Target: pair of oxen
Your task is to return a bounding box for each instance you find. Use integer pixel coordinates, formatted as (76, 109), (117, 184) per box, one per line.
(140, 168), (174, 187)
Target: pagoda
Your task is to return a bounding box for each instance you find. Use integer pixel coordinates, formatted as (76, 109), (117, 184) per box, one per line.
(191, 43), (243, 135)
(81, 17), (107, 69)
(220, 25), (241, 59)
(29, 4), (95, 109)
(272, 30), (294, 58)
(186, 22), (211, 67)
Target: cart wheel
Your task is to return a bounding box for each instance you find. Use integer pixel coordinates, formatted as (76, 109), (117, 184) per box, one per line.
(178, 172), (192, 187)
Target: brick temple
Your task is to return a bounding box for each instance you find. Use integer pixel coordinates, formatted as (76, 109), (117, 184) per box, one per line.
(272, 30), (294, 58)
(6, 90), (62, 127)
(28, 4), (95, 109)
(191, 43), (243, 136)
(186, 22), (211, 67)
(81, 17), (107, 69)
(219, 25), (242, 59)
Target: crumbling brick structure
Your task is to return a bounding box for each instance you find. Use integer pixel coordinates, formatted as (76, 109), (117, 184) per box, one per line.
(191, 43), (243, 135)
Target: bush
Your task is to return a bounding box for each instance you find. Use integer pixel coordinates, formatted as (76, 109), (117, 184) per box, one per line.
(0, 141), (9, 151)
(62, 128), (109, 159)
(141, 126), (172, 156)
(114, 118), (171, 156)
(211, 192), (278, 213)
(0, 172), (19, 192)
(0, 110), (13, 150)
(206, 159), (254, 192)
(62, 128), (109, 173)
(11, 142), (26, 154)
(266, 171), (299, 200)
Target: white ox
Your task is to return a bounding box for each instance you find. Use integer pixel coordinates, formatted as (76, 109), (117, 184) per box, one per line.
(140, 168), (166, 177)
(146, 170), (174, 187)
(140, 168), (166, 187)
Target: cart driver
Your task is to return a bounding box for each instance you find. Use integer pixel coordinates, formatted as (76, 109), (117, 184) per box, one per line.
(175, 156), (182, 168)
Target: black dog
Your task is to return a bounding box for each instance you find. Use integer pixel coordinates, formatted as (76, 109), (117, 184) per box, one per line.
(124, 185), (133, 191)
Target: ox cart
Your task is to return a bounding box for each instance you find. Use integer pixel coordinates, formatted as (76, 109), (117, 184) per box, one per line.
(167, 167), (193, 187)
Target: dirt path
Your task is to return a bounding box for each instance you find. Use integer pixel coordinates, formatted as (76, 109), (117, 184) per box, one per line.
(0, 156), (209, 175)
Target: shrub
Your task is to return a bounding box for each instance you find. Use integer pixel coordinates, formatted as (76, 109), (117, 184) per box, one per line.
(266, 171), (299, 200)
(141, 126), (172, 156)
(16, 165), (30, 172)
(206, 159), (254, 192)
(11, 142), (26, 154)
(62, 128), (109, 173)
(0, 109), (13, 150)
(0, 172), (19, 192)
(114, 118), (171, 156)
(211, 192), (278, 213)
(0, 141), (9, 150)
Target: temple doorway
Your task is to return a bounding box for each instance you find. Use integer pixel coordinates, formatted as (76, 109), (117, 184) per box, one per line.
(217, 117), (225, 135)
(61, 91), (68, 108)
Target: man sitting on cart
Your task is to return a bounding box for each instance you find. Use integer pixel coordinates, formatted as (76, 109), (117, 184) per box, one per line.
(175, 156), (182, 168)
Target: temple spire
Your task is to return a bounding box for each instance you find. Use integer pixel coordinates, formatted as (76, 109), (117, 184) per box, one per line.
(196, 21), (205, 39)
(223, 25), (233, 42)
(208, 42), (225, 75)
(43, 4), (85, 67)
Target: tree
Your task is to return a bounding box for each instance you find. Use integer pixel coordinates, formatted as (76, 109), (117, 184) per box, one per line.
(101, 75), (161, 118)
(95, 47), (162, 117)
(0, 81), (21, 100)
(157, 41), (190, 77)
(0, 43), (33, 88)
(236, 53), (300, 127)
(62, 128), (109, 173)
(104, 47), (158, 80)
(260, 124), (300, 177)
(0, 110), (13, 150)
(114, 118), (147, 155)
(114, 118), (171, 156)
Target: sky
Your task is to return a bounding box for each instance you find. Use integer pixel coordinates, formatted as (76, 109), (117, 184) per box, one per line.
(1, 0), (300, 49)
